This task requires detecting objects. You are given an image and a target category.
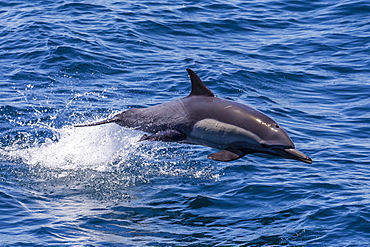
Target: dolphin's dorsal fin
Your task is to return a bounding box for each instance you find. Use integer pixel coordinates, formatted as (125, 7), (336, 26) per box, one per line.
(186, 68), (215, 97)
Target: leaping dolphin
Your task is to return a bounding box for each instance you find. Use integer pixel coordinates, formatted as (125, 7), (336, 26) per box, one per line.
(76, 69), (312, 164)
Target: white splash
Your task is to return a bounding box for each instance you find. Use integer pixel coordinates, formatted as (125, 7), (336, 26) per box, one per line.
(1, 122), (220, 184)
(4, 124), (142, 172)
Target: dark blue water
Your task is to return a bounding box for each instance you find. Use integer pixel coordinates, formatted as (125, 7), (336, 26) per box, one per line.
(1, 0), (369, 246)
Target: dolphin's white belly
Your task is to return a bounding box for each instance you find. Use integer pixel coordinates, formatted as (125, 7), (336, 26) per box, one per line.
(186, 118), (263, 149)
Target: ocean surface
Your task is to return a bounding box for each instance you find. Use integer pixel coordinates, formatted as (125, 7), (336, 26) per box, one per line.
(1, 0), (369, 246)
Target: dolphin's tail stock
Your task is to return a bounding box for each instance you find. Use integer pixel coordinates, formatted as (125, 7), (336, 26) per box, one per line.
(74, 117), (118, 127)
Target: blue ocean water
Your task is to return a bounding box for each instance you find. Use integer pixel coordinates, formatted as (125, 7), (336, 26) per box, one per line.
(1, 0), (369, 245)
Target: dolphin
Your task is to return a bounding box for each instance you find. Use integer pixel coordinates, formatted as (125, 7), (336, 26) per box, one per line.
(76, 69), (312, 164)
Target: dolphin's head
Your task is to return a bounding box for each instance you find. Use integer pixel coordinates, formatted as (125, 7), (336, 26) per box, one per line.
(250, 116), (312, 164)
(216, 101), (312, 164)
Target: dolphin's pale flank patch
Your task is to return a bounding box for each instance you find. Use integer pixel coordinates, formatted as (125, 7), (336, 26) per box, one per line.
(189, 118), (262, 148)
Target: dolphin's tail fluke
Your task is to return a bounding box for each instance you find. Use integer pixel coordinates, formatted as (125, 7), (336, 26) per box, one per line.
(74, 117), (118, 127)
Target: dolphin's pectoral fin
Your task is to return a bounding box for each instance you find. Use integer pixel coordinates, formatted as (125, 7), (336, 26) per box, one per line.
(207, 147), (255, 162)
(138, 129), (186, 142)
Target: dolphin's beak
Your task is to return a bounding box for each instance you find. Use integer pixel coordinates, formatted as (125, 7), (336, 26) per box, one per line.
(273, 148), (312, 164)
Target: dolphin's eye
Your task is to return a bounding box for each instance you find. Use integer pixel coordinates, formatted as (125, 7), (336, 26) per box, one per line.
(275, 125), (280, 128)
